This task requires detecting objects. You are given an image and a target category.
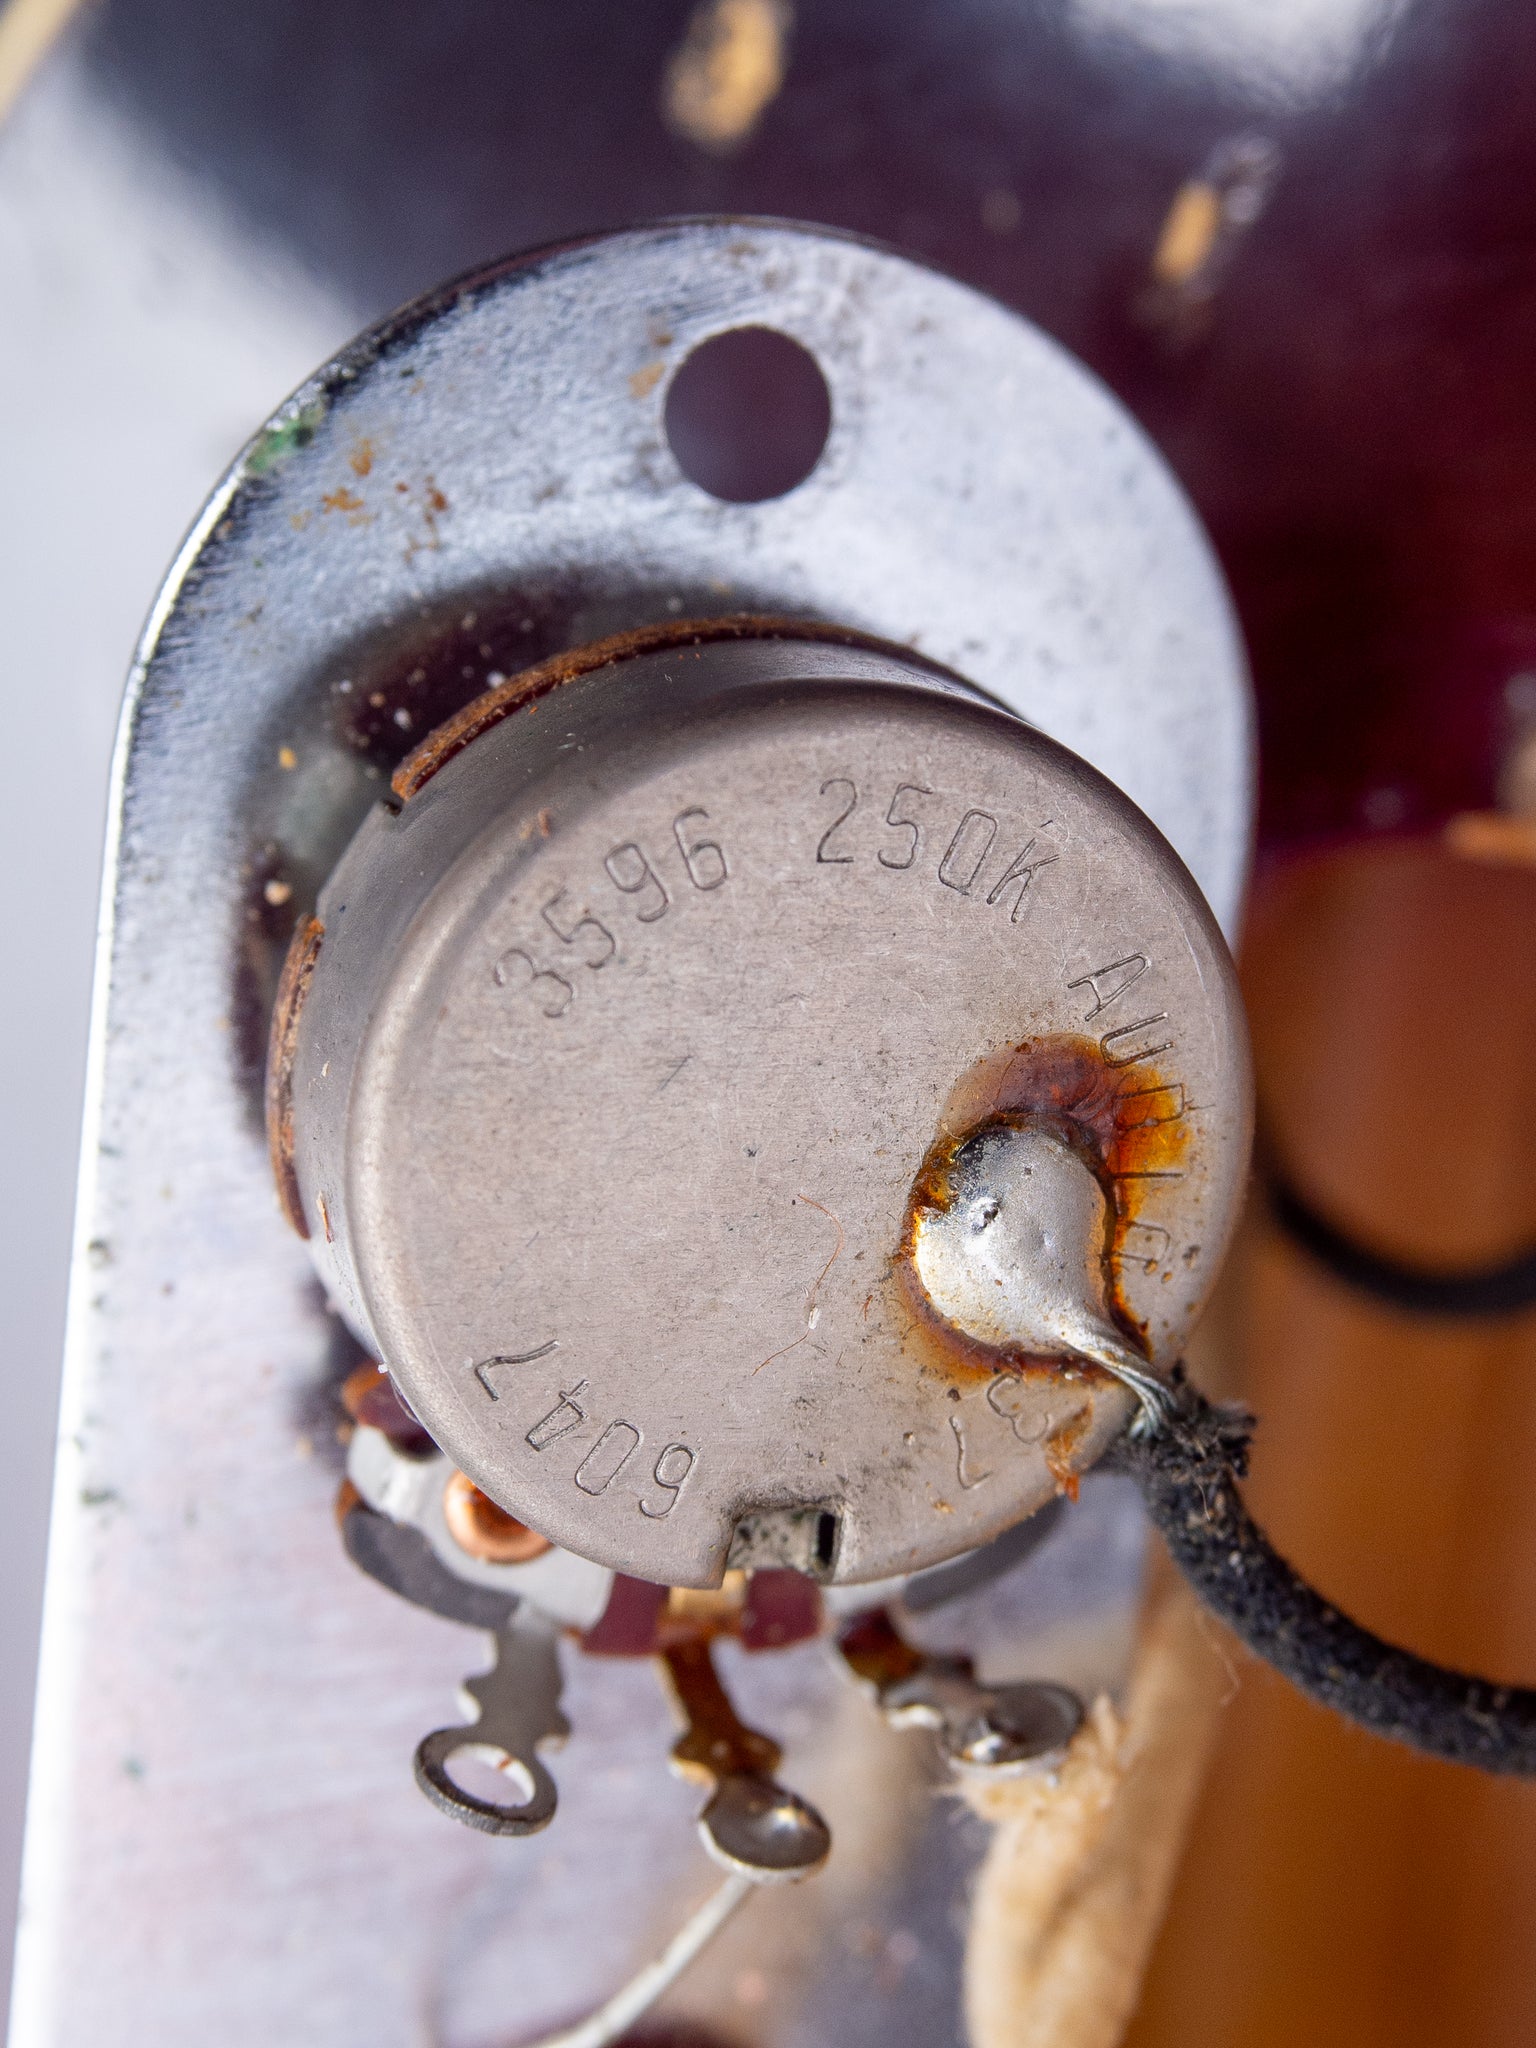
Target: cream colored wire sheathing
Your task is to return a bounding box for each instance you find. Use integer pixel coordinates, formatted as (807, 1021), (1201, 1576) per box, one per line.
(0, 0), (88, 124)
(961, 1566), (1232, 2048)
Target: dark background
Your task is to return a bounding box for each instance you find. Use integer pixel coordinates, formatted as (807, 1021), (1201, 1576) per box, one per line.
(81, 0), (1536, 850)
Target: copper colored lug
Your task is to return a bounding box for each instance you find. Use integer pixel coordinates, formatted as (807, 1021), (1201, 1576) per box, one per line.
(442, 1470), (552, 1564)
(339, 1359), (436, 1455)
(658, 1637), (831, 1879)
(339, 1360), (387, 1423)
(661, 1637), (783, 1786)
(838, 1606), (927, 1691)
(332, 1477), (364, 1530)
(660, 1570), (748, 1646)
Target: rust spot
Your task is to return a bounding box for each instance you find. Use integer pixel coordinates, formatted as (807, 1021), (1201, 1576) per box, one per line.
(348, 438), (375, 478)
(892, 1034), (1190, 1472)
(1043, 1405), (1092, 1501)
(629, 360), (667, 399)
(922, 1035), (1188, 1210)
(442, 1469), (552, 1564)
(391, 614), (946, 803)
(265, 915), (323, 1238)
(321, 486), (365, 515)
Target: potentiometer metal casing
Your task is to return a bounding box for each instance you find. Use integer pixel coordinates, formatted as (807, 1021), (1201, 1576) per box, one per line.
(273, 625), (1250, 1586)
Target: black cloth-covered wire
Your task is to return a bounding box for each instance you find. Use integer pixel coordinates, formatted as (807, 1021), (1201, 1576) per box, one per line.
(1108, 1375), (1536, 1774)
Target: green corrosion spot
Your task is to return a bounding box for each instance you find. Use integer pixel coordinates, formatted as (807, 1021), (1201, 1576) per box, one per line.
(247, 395), (329, 479)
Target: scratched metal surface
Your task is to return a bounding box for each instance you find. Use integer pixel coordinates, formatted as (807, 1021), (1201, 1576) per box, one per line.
(289, 643), (1249, 1587)
(8, 221), (1250, 2044)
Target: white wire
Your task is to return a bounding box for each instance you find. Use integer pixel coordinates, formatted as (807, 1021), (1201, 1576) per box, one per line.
(514, 1870), (758, 2048)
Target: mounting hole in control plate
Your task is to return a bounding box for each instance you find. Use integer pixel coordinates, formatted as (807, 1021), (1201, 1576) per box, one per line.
(664, 326), (832, 502)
